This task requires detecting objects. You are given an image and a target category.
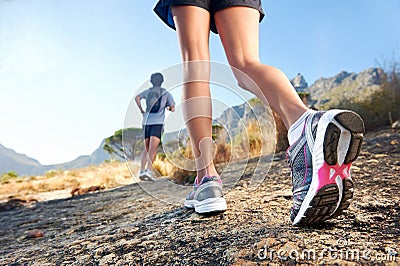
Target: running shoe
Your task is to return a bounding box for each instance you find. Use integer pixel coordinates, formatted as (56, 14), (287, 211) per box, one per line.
(139, 169), (155, 181)
(286, 109), (364, 225)
(184, 176), (227, 214)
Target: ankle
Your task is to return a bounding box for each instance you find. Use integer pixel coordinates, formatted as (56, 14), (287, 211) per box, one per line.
(195, 170), (220, 185)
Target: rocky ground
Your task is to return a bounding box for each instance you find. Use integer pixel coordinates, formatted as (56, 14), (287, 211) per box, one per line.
(1, 128), (399, 265)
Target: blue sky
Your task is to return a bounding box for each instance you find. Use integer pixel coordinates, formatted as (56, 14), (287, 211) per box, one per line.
(0, 0), (399, 165)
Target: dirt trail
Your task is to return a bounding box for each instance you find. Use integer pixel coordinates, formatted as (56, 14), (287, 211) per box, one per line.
(1, 128), (399, 265)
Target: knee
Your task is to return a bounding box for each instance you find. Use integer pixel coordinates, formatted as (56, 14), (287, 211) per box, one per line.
(228, 59), (260, 90)
(229, 56), (260, 78)
(230, 57), (259, 72)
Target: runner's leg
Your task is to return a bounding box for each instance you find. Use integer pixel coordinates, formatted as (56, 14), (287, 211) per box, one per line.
(171, 6), (218, 181)
(215, 7), (308, 128)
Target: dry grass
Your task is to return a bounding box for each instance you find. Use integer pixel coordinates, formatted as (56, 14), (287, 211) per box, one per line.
(0, 161), (139, 202)
(152, 119), (270, 184)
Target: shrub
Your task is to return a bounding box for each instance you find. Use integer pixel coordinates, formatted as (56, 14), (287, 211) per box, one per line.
(152, 155), (169, 177)
(0, 171), (19, 184)
(45, 169), (62, 178)
(214, 143), (232, 164)
(155, 131), (232, 184)
(325, 58), (400, 130)
(324, 69), (400, 130)
(231, 119), (268, 159)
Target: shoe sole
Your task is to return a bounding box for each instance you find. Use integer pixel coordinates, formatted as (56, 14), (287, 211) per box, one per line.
(293, 110), (364, 225)
(185, 197), (227, 214)
(139, 174), (155, 181)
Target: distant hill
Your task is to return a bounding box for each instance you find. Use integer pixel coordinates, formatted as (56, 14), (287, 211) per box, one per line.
(2, 67), (389, 176)
(162, 68), (389, 149)
(0, 144), (42, 176)
(162, 97), (276, 153)
(214, 97), (275, 140)
(306, 68), (384, 108)
(0, 140), (116, 176)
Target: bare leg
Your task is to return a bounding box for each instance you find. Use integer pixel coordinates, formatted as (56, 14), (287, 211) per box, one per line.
(171, 6), (218, 181)
(147, 136), (161, 169)
(215, 7), (308, 129)
(140, 138), (150, 170)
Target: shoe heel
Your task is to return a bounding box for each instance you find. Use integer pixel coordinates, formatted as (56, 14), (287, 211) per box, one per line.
(323, 111), (365, 165)
(324, 123), (341, 165)
(334, 111), (365, 164)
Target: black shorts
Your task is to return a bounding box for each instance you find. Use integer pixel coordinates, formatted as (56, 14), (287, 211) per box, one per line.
(144, 124), (164, 139)
(154, 0), (265, 34)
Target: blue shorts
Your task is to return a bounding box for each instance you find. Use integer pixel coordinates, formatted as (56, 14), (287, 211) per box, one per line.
(154, 0), (265, 34)
(144, 124), (164, 139)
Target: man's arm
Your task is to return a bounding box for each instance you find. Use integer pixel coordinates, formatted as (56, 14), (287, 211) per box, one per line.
(166, 92), (175, 112)
(135, 95), (145, 114)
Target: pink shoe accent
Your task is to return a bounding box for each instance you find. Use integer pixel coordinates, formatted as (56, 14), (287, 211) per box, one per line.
(317, 162), (352, 190)
(302, 146), (309, 185)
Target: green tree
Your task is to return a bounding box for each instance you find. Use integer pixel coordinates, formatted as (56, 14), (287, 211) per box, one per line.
(103, 127), (144, 160)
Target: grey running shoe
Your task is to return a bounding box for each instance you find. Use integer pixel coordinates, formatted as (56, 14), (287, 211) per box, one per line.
(286, 110), (364, 225)
(184, 176), (227, 214)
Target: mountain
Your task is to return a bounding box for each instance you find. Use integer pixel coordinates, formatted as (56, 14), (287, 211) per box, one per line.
(1, 67), (388, 176)
(214, 98), (275, 139)
(162, 97), (276, 155)
(306, 68), (384, 108)
(162, 98), (274, 145)
(0, 140), (116, 176)
(0, 144), (42, 176)
(290, 73), (308, 93)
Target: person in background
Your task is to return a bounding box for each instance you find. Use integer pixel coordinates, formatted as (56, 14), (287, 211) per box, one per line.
(135, 73), (175, 181)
